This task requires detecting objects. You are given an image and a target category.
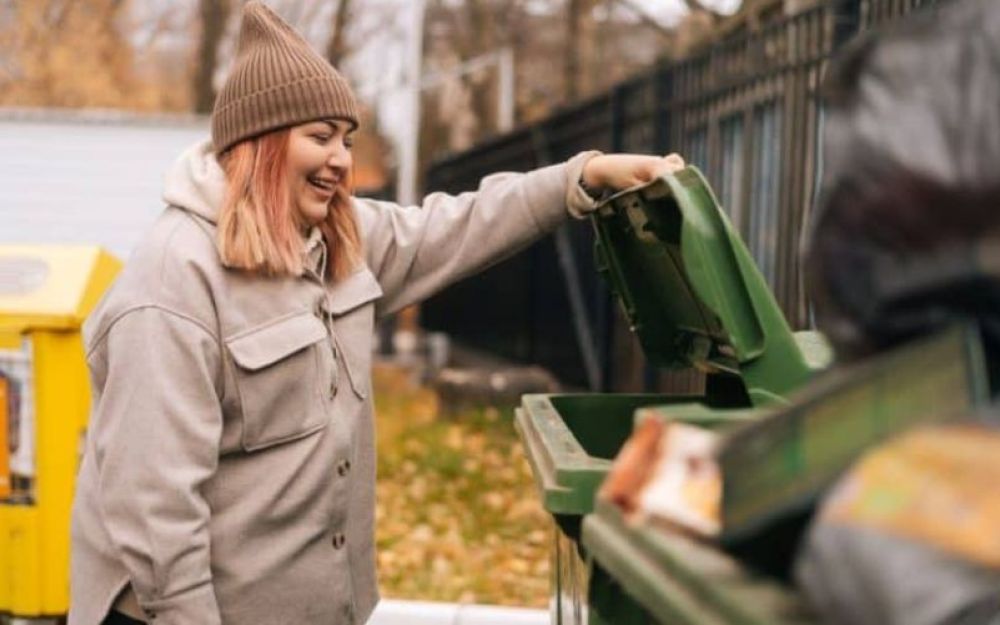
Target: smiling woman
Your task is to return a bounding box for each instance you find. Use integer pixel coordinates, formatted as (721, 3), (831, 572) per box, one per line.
(216, 120), (361, 279)
(67, 2), (685, 625)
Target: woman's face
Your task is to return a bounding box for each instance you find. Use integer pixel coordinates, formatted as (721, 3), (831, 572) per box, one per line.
(286, 119), (354, 226)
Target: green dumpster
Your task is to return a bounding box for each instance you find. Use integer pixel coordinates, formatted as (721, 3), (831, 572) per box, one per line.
(515, 167), (829, 624)
(583, 498), (817, 625)
(718, 322), (990, 572)
(580, 321), (990, 624)
(516, 394), (754, 624)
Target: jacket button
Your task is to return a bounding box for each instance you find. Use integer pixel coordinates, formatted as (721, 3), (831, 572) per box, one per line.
(329, 381), (338, 400)
(337, 460), (351, 476)
(332, 532), (346, 549)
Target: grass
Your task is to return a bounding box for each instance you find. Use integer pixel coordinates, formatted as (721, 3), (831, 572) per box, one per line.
(372, 363), (551, 607)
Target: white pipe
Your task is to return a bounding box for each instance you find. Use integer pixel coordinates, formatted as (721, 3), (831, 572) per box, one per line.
(397, 0), (426, 207)
(368, 599), (548, 625)
(497, 47), (515, 132)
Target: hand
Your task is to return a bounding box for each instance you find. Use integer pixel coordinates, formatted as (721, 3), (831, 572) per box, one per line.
(581, 153), (686, 193)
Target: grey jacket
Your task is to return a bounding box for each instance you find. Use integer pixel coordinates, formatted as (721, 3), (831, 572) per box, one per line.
(68, 140), (598, 625)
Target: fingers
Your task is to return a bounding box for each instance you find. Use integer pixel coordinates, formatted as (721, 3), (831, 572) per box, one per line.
(664, 153), (685, 171)
(644, 153), (685, 181)
(597, 153), (687, 191)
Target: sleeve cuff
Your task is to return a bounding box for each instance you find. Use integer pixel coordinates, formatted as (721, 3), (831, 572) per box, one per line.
(564, 150), (603, 219)
(139, 583), (221, 625)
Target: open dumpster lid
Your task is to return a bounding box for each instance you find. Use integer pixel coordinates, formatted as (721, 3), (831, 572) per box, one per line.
(591, 167), (817, 404)
(0, 245), (121, 332)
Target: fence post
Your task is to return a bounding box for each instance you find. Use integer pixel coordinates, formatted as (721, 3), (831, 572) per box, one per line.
(592, 86), (628, 392)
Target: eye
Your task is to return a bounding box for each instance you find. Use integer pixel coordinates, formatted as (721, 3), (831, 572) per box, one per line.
(311, 133), (331, 145)
(343, 136), (355, 150)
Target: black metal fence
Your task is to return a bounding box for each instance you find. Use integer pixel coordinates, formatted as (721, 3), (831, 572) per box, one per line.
(422, 0), (941, 391)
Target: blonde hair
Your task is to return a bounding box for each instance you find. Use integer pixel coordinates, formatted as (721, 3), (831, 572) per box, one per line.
(217, 128), (362, 280)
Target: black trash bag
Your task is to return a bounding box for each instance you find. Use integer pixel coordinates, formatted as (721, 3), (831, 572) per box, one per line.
(799, 2), (1000, 623)
(797, 510), (1000, 625)
(804, 0), (1000, 363)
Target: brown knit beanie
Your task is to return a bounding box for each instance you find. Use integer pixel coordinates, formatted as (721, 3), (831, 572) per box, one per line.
(211, 1), (360, 154)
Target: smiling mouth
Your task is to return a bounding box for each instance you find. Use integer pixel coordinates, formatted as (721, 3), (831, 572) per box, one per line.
(308, 175), (337, 194)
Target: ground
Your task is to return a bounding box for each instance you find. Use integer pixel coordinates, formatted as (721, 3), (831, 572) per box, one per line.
(372, 363), (550, 607)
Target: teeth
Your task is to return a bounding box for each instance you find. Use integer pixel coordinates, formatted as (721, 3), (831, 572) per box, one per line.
(309, 177), (334, 191)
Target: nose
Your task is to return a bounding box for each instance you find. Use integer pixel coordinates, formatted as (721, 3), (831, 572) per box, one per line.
(326, 141), (351, 170)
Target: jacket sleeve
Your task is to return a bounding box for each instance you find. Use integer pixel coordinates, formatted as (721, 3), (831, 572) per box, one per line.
(357, 150), (601, 316)
(87, 306), (223, 625)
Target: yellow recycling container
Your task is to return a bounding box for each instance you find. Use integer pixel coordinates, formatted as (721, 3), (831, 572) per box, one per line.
(0, 245), (121, 620)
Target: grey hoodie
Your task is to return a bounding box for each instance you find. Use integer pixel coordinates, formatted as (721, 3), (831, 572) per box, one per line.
(69, 139), (598, 625)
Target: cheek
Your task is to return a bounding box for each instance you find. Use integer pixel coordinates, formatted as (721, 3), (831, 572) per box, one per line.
(287, 139), (323, 174)
(286, 165), (308, 201)
(286, 158), (316, 198)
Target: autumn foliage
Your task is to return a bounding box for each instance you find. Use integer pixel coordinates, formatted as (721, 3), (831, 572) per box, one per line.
(372, 364), (550, 607)
(0, 0), (188, 111)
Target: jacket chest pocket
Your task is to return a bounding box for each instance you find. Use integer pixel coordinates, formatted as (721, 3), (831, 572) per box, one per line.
(226, 311), (333, 452)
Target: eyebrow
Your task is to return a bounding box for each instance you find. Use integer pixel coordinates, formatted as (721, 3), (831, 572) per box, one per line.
(320, 119), (352, 134)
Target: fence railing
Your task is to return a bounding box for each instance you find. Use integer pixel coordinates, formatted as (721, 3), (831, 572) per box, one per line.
(422, 0), (941, 391)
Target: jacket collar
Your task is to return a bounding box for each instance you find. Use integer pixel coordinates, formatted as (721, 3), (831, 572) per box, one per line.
(304, 226), (327, 277)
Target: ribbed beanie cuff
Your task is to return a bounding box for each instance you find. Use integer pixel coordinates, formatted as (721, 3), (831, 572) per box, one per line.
(211, 1), (360, 153)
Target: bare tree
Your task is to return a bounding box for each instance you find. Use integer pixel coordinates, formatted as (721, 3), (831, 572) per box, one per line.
(422, 0), (495, 157)
(563, 0), (585, 100)
(325, 0), (353, 67)
(413, 0), (676, 164)
(0, 0), (156, 109)
(609, 0), (678, 35)
(568, 0), (629, 100)
(193, 0), (232, 114)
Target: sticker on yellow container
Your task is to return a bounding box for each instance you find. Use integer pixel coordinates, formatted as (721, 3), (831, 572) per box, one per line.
(0, 375), (9, 499)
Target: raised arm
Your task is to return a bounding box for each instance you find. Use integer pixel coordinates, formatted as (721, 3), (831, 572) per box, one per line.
(357, 151), (684, 316)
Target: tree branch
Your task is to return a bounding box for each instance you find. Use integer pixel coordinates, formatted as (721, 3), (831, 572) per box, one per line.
(193, 0), (231, 113)
(326, 0), (352, 66)
(607, 0), (676, 36)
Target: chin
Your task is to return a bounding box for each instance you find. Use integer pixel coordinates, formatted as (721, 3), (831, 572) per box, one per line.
(302, 206), (330, 225)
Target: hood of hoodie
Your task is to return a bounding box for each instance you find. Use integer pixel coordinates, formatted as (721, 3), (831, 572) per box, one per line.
(162, 139), (226, 224)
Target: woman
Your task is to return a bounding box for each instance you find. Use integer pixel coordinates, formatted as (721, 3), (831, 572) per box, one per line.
(69, 3), (685, 624)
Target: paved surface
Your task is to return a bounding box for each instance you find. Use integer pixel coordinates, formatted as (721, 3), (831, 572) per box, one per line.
(370, 598), (548, 625)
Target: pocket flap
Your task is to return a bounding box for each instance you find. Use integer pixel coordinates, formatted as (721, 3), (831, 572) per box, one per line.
(326, 267), (383, 315)
(227, 312), (327, 371)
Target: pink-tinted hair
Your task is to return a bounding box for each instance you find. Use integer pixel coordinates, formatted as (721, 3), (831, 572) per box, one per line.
(217, 128), (361, 279)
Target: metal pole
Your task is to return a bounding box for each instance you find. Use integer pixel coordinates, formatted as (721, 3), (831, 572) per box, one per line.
(398, 0), (427, 207)
(497, 47), (515, 132)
